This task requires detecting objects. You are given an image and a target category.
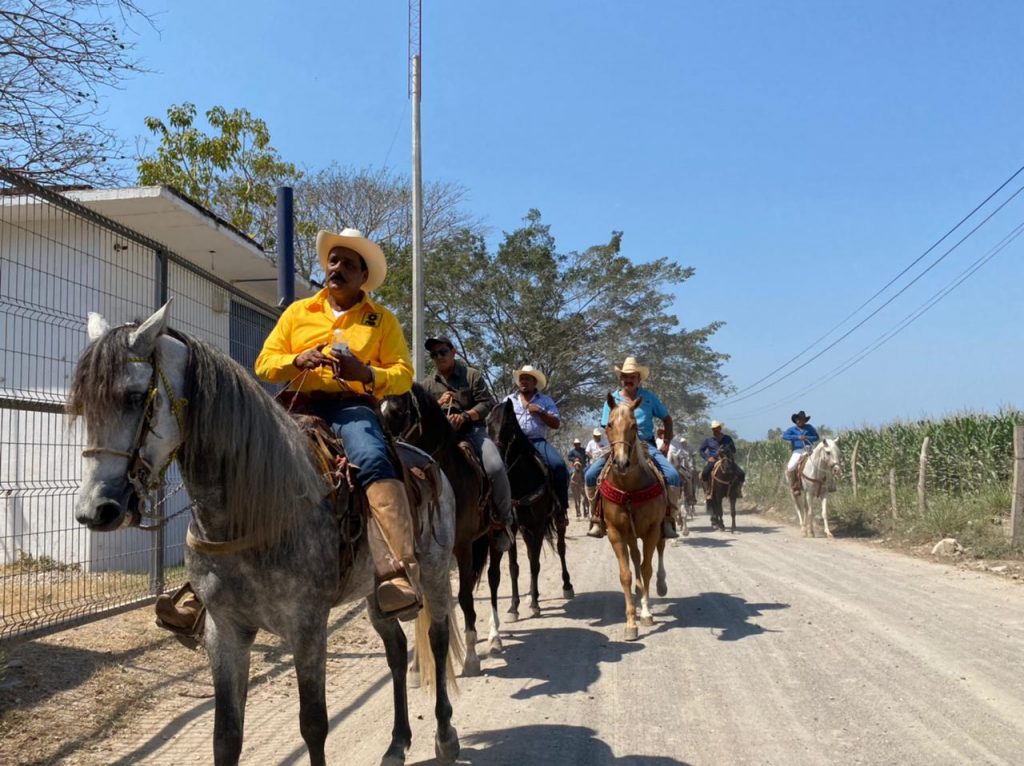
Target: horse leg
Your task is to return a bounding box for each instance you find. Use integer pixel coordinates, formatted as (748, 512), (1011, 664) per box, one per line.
(457, 543), (481, 677)
(609, 532), (639, 641)
(557, 520), (574, 599)
(291, 617), (330, 766)
(803, 485), (816, 537)
(656, 536), (667, 597)
(206, 618), (256, 766)
(821, 495), (834, 539)
(427, 607), (460, 764)
(730, 494), (737, 533)
(638, 531), (656, 627)
(507, 527), (521, 620)
(368, 601), (413, 766)
(526, 532), (542, 618)
(486, 544), (505, 652)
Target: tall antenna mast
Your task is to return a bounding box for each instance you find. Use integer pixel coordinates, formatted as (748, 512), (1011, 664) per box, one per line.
(409, 0), (425, 378)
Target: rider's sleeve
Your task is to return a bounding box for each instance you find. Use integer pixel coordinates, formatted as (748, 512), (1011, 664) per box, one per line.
(467, 368), (496, 420)
(648, 391), (669, 420)
(255, 302), (301, 382)
(366, 310), (414, 396)
(806, 425), (820, 443)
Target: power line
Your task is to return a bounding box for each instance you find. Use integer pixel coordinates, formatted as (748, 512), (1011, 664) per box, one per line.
(716, 179), (1024, 408)
(720, 218), (1024, 423)
(717, 163), (1024, 405)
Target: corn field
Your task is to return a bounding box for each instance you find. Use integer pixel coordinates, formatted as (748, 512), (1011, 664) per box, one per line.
(739, 409), (1023, 552)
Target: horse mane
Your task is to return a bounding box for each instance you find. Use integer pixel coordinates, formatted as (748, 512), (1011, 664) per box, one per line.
(69, 323), (327, 551)
(409, 383), (460, 450)
(179, 334), (327, 550)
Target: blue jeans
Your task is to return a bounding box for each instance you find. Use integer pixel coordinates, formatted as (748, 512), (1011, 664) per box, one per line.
(531, 438), (569, 514)
(585, 441), (680, 487)
(307, 401), (396, 486)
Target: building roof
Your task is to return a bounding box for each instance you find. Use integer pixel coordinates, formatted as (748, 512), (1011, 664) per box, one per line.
(64, 186), (314, 307)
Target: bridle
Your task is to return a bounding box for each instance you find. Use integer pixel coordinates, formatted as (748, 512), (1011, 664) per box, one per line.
(80, 353), (189, 528)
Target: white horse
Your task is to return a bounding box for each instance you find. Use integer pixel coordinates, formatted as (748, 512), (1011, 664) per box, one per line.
(787, 438), (842, 538)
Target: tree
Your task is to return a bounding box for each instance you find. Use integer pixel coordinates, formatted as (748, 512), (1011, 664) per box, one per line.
(293, 164), (479, 281)
(136, 103), (300, 250)
(381, 210), (730, 427)
(0, 0), (151, 185)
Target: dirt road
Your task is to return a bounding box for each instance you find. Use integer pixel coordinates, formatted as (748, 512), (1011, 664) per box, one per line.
(17, 509), (1024, 765)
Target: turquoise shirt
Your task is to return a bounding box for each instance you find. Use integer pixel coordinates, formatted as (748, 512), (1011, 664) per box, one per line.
(600, 387), (669, 443)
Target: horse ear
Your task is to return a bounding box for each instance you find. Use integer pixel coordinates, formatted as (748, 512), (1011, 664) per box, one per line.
(128, 300), (172, 354)
(86, 312), (110, 342)
(606, 393), (616, 409)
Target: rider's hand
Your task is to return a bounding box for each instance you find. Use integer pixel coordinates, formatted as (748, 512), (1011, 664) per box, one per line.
(659, 443), (670, 456)
(438, 391), (455, 407)
(294, 344), (329, 370)
(447, 412), (465, 430)
(709, 456), (717, 463)
(800, 435), (809, 442)
(526, 403), (544, 415)
(331, 354), (373, 384)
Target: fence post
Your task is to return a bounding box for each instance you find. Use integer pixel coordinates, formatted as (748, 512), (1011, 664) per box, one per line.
(917, 436), (930, 515)
(889, 468), (898, 520)
(1011, 425), (1024, 546)
(150, 248), (169, 597)
(851, 439), (860, 499)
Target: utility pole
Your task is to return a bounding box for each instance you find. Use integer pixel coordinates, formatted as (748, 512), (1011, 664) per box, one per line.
(409, 0), (425, 378)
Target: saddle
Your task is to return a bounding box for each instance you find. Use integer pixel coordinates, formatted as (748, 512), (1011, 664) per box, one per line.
(456, 439), (495, 524)
(593, 449), (668, 518)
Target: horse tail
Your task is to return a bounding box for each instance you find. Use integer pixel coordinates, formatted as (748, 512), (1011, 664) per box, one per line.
(414, 597), (464, 694)
(471, 534), (490, 587)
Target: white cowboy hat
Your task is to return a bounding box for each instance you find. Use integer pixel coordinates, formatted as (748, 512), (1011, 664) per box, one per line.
(711, 420), (724, 429)
(316, 228), (387, 292)
(573, 438), (581, 444)
(592, 427), (603, 437)
(614, 356), (649, 381)
(513, 364), (547, 390)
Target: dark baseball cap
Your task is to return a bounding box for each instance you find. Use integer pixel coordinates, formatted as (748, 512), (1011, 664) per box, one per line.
(425, 336), (454, 351)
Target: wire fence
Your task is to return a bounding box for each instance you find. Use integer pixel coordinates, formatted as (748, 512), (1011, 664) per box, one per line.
(0, 167), (280, 642)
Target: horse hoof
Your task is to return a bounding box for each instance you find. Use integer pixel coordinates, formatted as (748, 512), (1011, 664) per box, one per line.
(488, 637), (504, 655)
(656, 579), (667, 597)
(529, 606), (541, 619)
(624, 625), (639, 641)
(435, 726), (460, 764)
(408, 670), (421, 690)
(462, 654), (481, 677)
(682, 527), (691, 537)
(562, 587), (575, 599)
(640, 615), (654, 627)
(379, 746), (408, 766)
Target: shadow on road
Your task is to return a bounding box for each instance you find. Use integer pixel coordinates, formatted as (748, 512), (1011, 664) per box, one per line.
(563, 589), (788, 642)
(408, 723), (691, 765)
(482, 624), (642, 698)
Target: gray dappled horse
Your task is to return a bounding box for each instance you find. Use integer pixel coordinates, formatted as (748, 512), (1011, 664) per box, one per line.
(69, 305), (461, 766)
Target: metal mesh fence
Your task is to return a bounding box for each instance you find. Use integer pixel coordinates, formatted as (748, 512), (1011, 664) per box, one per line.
(0, 168), (281, 641)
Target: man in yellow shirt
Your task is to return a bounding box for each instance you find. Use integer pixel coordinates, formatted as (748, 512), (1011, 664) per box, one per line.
(156, 228), (421, 634)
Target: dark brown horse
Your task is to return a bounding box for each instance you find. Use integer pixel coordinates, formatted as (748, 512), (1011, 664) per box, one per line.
(484, 399), (574, 654)
(381, 383), (497, 676)
(706, 450), (741, 533)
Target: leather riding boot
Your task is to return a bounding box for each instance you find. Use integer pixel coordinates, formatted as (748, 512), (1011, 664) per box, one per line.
(662, 486), (680, 539)
(787, 469), (802, 495)
(585, 485), (606, 538)
(155, 582), (206, 648)
(365, 479), (422, 621)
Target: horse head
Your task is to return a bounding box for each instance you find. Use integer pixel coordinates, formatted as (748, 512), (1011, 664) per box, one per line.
(819, 437), (842, 479)
(486, 398), (518, 452)
(380, 389), (415, 440)
(605, 393), (642, 472)
(68, 302), (189, 531)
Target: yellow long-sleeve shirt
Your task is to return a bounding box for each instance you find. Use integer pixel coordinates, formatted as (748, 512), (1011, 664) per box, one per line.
(254, 289), (413, 397)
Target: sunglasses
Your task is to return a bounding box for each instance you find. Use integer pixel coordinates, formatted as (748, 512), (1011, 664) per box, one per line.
(429, 348), (452, 359)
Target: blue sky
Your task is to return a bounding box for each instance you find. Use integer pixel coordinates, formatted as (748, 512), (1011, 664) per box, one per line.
(99, 1), (1023, 439)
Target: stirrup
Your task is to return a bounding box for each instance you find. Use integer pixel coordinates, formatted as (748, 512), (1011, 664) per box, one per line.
(377, 579), (422, 622)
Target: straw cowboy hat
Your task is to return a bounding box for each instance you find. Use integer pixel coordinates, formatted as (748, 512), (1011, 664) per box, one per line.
(316, 228), (387, 292)
(513, 364), (547, 390)
(711, 420), (724, 430)
(791, 410), (811, 424)
(614, 356), (649, 381)
(573, 438), (581, 444)
(592, 427), (603, 437)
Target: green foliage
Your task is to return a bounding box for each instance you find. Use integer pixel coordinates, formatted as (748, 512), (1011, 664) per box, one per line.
(137, 102), (300, 250)
(379, 210), (730, 427)
(6, 549), (81, 573)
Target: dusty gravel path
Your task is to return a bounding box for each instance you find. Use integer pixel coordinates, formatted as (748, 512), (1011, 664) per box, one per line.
(13, 509), (1024, 765)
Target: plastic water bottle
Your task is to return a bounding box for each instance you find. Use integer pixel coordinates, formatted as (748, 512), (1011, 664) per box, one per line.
(331, 329), (349, 358)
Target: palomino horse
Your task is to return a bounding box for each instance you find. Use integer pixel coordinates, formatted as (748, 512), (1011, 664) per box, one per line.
(485, 399), (574, 652)
(788, 438), (842, 538)
(569, 458), (589, 519)
(600, 395), (668, 641)
(381, 383), (498, 677)
(69, 305), (461, 766)
(706, 451), (741, 533)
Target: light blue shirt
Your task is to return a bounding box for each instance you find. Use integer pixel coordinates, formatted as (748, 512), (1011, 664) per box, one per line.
(600, 387), (669, 443)
(505, 391), (559, 441)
